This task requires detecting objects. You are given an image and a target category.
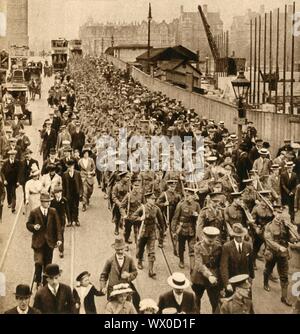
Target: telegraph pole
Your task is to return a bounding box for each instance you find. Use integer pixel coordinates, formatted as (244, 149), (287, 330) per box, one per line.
(147, 3), (152, 74)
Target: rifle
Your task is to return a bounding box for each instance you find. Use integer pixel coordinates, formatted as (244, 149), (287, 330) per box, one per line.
(137, 204), (145, 242)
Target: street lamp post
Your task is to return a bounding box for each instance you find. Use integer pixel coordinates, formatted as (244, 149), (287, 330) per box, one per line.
(147, 3), (152, 74)
(231, 70), (251, 144)
(205, 56), (209, 77)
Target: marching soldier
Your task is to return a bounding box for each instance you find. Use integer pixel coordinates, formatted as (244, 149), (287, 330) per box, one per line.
(120, 177), (143, 247)
(241, 179), (258, 212)
(191, 226), (222, 314)
(250, 190), (274, 267)
(263, 204), (298, 306)
(172, 188), (200, 270)
(133, 192), (165, 278)
(219, 274), (254, 314)
(197, 192), (227, 245)
(111, 172), (130, 236)
(265, 164), (281, 204)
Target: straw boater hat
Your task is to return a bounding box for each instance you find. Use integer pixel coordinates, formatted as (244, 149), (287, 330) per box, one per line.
(167, 272), (190, 290)
(109, 283), (133, 298)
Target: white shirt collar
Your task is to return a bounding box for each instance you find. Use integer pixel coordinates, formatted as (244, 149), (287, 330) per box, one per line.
(173, 290), (183, 305)
(17, 306), (29, 314)
(48, 283), (59, 296)
(116, 256), (125, 267)
(40, 207), (48, 215)
(234, 239), (243, 252)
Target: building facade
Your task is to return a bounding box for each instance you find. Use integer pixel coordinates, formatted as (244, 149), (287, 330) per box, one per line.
(6, 0), (28, 49)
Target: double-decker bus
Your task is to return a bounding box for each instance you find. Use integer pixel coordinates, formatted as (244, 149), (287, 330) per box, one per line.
(51, 38), (68, 72)
(69, 39), (83, 57)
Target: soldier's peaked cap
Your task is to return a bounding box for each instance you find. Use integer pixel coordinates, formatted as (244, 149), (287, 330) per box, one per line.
(228, 274), (249, 286)
(203, 226), (220, 237)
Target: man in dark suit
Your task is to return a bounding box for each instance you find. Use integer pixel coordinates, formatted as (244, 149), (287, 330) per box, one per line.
(62, 159), (83, 226)
(19, 148), (39, 204)
(158, 272), (197, 314)
(4, 284), (41, 314)
(220, 223), (255, 295)
(50, 185), (69, 258)
(71, 122), (85, 154)
(100, 237), (139, 310)
(280, 161), (298, 220)
(41, 148), (61, 175)
(33, 264), (75, 314)
(40, 120), (57, 161)
(1, 149), (21, 213)
(26, 192), (62, 287)
(236, 145), (252, 190)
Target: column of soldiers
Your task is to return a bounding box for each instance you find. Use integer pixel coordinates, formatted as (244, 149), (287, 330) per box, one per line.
(2, 54), (300, 314)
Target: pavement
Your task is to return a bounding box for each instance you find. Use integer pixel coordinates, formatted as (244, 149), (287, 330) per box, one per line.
(0, 71), (298, 314)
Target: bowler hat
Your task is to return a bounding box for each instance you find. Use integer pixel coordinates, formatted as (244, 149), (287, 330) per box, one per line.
(14, 284), (31, 298)
(44, 264), (62, 277)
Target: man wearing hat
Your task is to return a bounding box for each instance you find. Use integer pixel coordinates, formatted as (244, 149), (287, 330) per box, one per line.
(1, 149), (21, 213)
(111, 172), (130, 236)
(4, 284), (41, 314)
(50, 185), (69, 257)
(265, 164), (281, 205)
(252, 148), (272, 181)
(158, 272), (197, 314)
(4, 137), (22, 160)
(26, 192), (63, 287)
(41, 148), (61, 175)
(171, 188), (201, 270)
(263, 204), (298, 306)
(33, 264), (75, 314)
(16, 129), (31, 160)
(241, 179), (258, 212)
(133, 192), (165, 278)
(191, 227), (222, 313)
(40, 120), (57, 162)
(236, 144), (252, 190)
(277, 139), (292, 157)
(71, 122), (85, 154)
(62, 159), (83, 227)
(280, 161), (297, 221)
(250, 190), (274, 266)
(249, 139), (263, 164)
(197, 192), (227, 245)
(100, 237), (139, 310)
(68, 114), (78, 137)
(220, 223), (254, 295)
(41, 162), (62, 196)
(219, 274), (254, 314)
(120, 177), (143, 246)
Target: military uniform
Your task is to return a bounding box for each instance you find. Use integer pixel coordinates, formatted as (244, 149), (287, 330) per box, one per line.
(224, 204), (246, 235)
(191, 234), (222, 313)
(157, 189), (181, 228)
(220, 295), (254, 314)
(141, 171), (155, 193)
(251, 203), (274, 263)
(111, 177), (130, 235)
(120, 189), (143, 243)
(241, 185), (258, 211)
(197, 205), (227, 244)
(171, 198), (200, 267)
(133, 201), (165, 275)
(263, 212), (297, 305)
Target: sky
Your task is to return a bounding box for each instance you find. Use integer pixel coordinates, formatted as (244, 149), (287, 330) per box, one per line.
(28, 0), (297, 45)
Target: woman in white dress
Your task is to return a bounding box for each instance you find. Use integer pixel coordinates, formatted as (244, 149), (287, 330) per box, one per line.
(78, 145), (96, 212)
(25, 168), (43, 218)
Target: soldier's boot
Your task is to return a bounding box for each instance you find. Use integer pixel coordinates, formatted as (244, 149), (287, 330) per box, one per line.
(263, 273), (270, 292)
(281, 284), (292, 307)
(137, 260), (144, 270)
(148, 261), (156, 279)
(189, 256), (195, 274)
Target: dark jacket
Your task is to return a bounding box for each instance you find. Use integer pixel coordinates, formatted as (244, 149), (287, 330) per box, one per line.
(50, 197), (70, 225)
(71, 131), (85, 153)
(73, 284), (104, 314)
(1, 159), (21, 185)
(280, 171), (298, 200)
(4, 306), (41, 314)
(62, 170), (83, 199)
(19, 158), (39, 186)
(26, 207), (62, 249)
(33, 283), (75, 314)
(158, 290), (197, 314)
(220, 240), (254, 288)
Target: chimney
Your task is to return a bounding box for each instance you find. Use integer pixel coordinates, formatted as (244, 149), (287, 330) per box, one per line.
(203, 4), (208, 15)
